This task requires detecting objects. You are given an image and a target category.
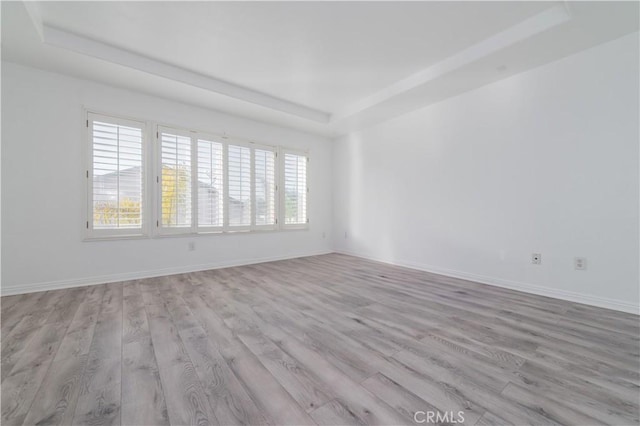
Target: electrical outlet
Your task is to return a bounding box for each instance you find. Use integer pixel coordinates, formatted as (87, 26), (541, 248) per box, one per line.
(531, 253), (541, 265)
(344, 231), (348, 239)
(188, 241), (195, 251)
(322, 232), (326, 239)
(574, 257), (587, 270)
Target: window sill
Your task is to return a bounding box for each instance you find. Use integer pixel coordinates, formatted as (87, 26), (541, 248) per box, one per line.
(155, 227), (309, 238)
(84, 233), (149, 242)
(83, 227), (310, 242)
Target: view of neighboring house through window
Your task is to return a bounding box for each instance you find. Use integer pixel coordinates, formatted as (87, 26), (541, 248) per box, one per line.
(197, 138), (224, 229)
(87, 112), (309, 238)
(89, 113), (144, 236)
(283, 151), (308, 225)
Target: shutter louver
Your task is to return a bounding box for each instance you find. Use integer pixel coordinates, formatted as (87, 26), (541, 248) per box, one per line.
(91, 118), (143, 231)
(197, 139), (224, 228)
(284, 152), (307, 225)
(254, 149), (276, 226)
(160, 130), (192, 228)
(227, 144), (251, 227)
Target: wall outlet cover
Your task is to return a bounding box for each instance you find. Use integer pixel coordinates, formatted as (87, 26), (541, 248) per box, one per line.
(574, 257), (587, 270)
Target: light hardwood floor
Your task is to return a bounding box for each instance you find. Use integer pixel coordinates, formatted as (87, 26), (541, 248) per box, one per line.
(1, 254), (639, 426)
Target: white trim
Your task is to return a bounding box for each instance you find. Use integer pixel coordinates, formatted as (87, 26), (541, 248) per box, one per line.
(0, 250), (333, 297)
(331, 4), (571, 122)
(83, 110), (312, 240)
(195, 134), (225, 232)
(23, 1), (44, 41)
(334, 249), (640, 315)
(41, 25), (330, 124)
(85, 111), (149, 240)
(223, 141), (230, 229)
(156, 125), (196, 235)
(226, 141), (253, 231)
(253, 144), (278, 230)
(281, 148), (310, 229)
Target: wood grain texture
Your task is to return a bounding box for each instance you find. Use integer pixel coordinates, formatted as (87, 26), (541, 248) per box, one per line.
(2, 289), (86, 426)
(121, 281), (169, 426)
(141, 281), (218, 426)
(72, 284), (123, 426)
(2, 254), (638, 425)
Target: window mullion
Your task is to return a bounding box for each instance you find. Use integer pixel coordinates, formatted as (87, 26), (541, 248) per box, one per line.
(278, 147), (284, 229)
(191, 134), (198, 233)
(116, 125), (120, 228)
(251, 147), (256, 229)
(223, 141), (229, 231)
(87, 112), (145, 239)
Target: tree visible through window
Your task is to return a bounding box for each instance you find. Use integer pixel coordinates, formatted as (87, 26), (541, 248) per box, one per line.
(87, 114), (310, 238)
(160, 131), (192, 228)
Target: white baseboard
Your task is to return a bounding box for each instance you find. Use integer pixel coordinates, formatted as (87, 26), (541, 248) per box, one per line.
(334, 249), (640, 315)
(4, 248), (638, 316)
(0, 250), (333, 296)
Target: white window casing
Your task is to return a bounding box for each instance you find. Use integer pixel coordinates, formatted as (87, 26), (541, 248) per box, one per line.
(157, 126), (194, 235)
(281, 149), (309, 229)
(86, 112), (148, 239)
(85, 111), (309, 240)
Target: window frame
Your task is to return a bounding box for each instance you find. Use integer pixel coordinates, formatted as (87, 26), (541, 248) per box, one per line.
(252, 143), (279, 231)
(156, 125), (197, 236)
(224, 138), (254, 233)
(84, 110), (311, 241)
(195, 132), (226, 234)
(85, 111), (150, 240)
(280, 148), (310, 230)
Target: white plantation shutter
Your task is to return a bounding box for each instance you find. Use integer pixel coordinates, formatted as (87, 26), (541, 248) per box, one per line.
(254, 148), (276, 227)
(89, 113), (145, 236)
(197, 138), (224, 229)
(283, 151), (308, 225)
(159, 128), (192, 229)
(227, 144), (252, 227)
(87, 111), (313, 239)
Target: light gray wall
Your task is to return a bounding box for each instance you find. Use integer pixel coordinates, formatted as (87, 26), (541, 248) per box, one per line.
(333, 33), (640, 313)
(1, 62), (334, 293)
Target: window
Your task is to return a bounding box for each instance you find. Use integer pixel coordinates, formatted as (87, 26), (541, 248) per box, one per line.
(254, 147), (277, 227)
(197, 138), (224, 230)
(227, 144), (252, 228)
(85, 112), (309, 239)
(87, 113), (146, 238)
(283, 151), (308, 226)
(158, 127), (193, 233)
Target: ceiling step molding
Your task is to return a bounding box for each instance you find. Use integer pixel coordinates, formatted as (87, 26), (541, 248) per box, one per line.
(39, 24), (331, 124)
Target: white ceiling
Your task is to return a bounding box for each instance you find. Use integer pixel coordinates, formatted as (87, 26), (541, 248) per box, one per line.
(2, 1), (638, 137)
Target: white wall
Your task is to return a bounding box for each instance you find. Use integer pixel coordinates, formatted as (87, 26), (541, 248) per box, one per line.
(333, 33), (640, 314)
(1, 62), (333, 294)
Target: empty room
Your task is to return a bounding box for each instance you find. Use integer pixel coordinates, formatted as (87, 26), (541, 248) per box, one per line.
(1, 1), (639, 425)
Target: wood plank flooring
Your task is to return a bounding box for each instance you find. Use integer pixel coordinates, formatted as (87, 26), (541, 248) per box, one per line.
(1, 253), (639, 425)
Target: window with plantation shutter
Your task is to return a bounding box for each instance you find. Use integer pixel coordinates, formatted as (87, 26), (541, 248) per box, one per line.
(227, 144), (252, 228)
(197, 138), (224, 230)
(254, 148), (276, 227)
(88, 113), (146, 238)
(86, 111), (312, 239)
(159, 128), (192, 231)
(283, 151), (308, 226)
